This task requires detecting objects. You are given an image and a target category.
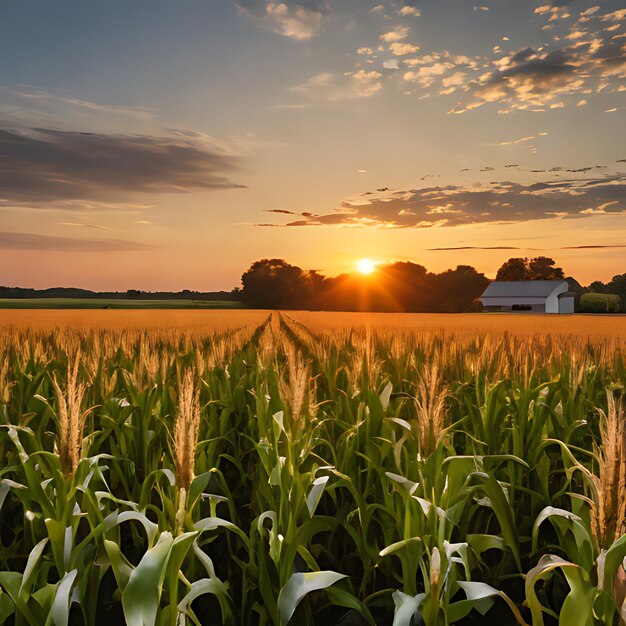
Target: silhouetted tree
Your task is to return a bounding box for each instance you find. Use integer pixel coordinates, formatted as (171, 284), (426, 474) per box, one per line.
(496, 256), (564, 281)
(495, 258), (530, 281)
(607, 274), (626, 312)
(528, 256), (564, 280)
(241, 259), (315, 309)
(434, 265), (490, 312)
(588, 280), (607, 293)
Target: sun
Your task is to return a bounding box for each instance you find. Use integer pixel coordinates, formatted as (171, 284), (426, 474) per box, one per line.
(356, 258), (377, 275)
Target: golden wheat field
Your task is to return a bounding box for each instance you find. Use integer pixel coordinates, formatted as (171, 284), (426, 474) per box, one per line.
(2, 309), (626, 338)
(0, 310), (625, 625)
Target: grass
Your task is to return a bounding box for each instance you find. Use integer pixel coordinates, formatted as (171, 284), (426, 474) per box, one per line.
(0, 311), (624, 625)
(0, 298), (244, 309)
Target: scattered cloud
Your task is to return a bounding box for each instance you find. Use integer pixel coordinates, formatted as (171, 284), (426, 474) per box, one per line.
(339, 4), (626, 113)
(0, 231), (153, 251)
(236, 0), (328, 40)
(450, 7), (626, 113)
(0, 127), (246, 208)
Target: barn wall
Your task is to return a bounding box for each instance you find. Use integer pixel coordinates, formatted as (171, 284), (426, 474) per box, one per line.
(546, 283), (569, 314)
(545, 292), (559, 313)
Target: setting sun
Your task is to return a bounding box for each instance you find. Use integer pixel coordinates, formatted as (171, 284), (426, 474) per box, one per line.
(356, 258), (377, 275)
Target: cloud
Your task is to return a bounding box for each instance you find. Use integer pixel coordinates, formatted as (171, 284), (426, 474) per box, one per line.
(399, 6), (421, 17)
(349, 70), (383, 96)
(61, 222), (113, 231)
(288, 70), (382, 100)
(400, 52), (481, 93)
(380, 26), (411, 42)
(428, 246), (521, 250)
(236, 1), (328, 40)
(404, 62), (455, 88)
(449, 8), (626, 113)
(0, 127), (245, 208)
(561, 244), (626, 249)
(259, 174), (626, 229)
(498, 135), (540, 146)
(353, 5), (626, 111)
(428, 243), (626, 251)
(0, 231), (153, 251)
(390, 42), (420, 56)
(0, 87), (154, 120)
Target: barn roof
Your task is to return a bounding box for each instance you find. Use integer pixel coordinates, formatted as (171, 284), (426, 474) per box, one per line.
(481, 280), (568, 299)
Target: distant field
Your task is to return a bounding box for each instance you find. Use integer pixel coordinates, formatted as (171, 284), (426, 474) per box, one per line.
(0, 298), (244, 309)
(288, 310), (626, 339)
(1, 308), (624, 340)
(0, 308), (268, 331)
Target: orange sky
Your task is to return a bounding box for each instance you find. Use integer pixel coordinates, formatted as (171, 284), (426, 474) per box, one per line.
(0, 0), (624, 290)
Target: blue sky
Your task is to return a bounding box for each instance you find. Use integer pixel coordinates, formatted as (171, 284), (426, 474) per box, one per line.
(0, 0), (625, 289)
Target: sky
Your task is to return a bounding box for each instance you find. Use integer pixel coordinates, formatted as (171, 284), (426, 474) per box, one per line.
(0, 0), (625, 290)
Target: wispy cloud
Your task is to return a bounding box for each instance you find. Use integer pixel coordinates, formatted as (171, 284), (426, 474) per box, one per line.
(61, 222), (113, 231)
(561, 244), (626, 249)
(428, 246), (522, 250)
(429, 243), (626, 251)
(287, 70), (382, 101)
(0, 86), (155, 120)
(0, 231), (153, 251)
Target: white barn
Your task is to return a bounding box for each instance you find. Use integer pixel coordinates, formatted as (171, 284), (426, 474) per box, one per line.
(480, 280), (575, 314)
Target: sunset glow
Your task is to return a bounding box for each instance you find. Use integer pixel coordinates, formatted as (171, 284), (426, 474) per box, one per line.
(0, 1), (624, 290)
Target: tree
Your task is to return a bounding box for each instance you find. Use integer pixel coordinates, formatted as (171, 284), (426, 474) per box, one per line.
(587, 280), (607, 293)
(606, 274), (626, 312)
(528, 256), (564, 280)
(496, 256), (564, 281)
(241, 259), (314, 309)
(581, 293), (620, 313)
(495, 258), (530, 281)
(434, 265), (490, 312)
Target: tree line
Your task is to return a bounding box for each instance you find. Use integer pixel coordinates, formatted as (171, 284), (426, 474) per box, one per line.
(240, 257), (625, 312)
(2, 256), (623, 312)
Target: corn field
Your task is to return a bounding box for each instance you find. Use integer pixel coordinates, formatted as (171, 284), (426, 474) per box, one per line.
(0, 311), (625, 625)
